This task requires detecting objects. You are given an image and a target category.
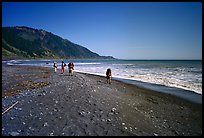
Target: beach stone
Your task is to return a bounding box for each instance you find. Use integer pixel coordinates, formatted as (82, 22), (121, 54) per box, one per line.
(17, 130), (22, 133)
(107, 119), (111, 122)
(111, 107), (116, 112)
(44, 122), (48, 127)
(9, 131), (20, 136)
(109, 112), (114, 115)
(153, 133), (158, 136)
(49, 132), (54, 136)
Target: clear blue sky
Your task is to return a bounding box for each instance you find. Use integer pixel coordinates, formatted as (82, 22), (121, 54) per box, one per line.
(2, 2), (202, 60)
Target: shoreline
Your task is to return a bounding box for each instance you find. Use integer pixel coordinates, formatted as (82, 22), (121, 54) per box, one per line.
(2, 64), (202, 136)
(112, 77), (202, 104)
(2, 59), (202, 97)
(3, 60), (202, 104)
(73, 70), (202, 104)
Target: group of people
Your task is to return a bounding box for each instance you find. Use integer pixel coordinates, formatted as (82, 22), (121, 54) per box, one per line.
(53, 61), (74, 76)
(53, 61), (112, 84)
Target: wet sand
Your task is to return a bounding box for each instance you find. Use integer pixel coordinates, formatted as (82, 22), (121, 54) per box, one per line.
(2, 64), (202, 136)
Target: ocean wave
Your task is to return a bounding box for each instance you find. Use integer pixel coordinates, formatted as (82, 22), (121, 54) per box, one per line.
(75, 63), (101, 65)
(112, 64), (134, 66)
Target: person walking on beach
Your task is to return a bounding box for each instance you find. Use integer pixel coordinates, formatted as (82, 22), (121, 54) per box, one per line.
(106, 68), (112, 84)
(61, 61), (66, 74)
(53, 62), (57, 73)
(68, 62), (74, 76)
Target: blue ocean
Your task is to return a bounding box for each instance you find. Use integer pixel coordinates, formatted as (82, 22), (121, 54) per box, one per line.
(3, 59), (202, 104)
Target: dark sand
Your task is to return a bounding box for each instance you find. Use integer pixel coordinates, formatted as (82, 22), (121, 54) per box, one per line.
(2, 64), (202, 136)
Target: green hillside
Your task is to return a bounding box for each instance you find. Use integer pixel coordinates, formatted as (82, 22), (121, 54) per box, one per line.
(2, 26), (115, 60)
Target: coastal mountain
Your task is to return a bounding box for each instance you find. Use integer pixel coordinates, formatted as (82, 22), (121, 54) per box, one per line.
(2, 26), (115, 60)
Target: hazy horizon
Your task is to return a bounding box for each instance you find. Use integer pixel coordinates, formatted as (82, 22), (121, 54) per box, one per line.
(2, 2), (202, 60)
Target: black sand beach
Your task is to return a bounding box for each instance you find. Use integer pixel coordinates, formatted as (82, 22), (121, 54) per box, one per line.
(2, 64), (202, 136)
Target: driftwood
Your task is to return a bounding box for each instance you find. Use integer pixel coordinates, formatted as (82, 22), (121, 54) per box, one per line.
(2, 101), (19, 115)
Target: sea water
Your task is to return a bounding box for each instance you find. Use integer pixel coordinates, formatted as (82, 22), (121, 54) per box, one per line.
(3, 59), (202, 104)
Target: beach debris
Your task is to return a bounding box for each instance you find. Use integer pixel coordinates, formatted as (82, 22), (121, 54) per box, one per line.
(10, 117), (15, 120)
(129, 127), (133, 131)
(2, 101), (19, 115)
(124, 127), (128, 130)
(55, 100), (59, 104)
(9, 131), (20, 136)
(22, 122), (26, 125)
(122, 123), (125, 126)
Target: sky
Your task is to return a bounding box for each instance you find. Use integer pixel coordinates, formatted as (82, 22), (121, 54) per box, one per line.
(2, 2), (202, 60)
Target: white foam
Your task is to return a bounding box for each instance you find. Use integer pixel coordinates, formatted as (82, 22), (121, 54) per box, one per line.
(75, 63), (101, 65)
(74, 66), (202, 95)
